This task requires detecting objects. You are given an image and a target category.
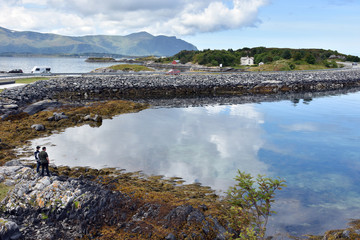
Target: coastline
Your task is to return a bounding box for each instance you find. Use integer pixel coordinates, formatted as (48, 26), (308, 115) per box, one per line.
(1, 68), (360, 117)
(1, 70), (360, 239)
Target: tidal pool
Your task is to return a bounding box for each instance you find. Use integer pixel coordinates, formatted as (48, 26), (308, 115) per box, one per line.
(30, 91), (360, 237)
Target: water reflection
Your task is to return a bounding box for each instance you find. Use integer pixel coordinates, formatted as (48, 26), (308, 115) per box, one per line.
(30, 92), (360, 237)
(34, 104), (268, 192)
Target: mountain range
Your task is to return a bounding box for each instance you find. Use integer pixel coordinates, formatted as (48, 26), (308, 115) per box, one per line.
(0, 26), (197, 56)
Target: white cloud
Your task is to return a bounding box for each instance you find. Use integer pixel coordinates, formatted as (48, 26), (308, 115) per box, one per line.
(281, 123), (319, 132)
(0, 0), (268, 36)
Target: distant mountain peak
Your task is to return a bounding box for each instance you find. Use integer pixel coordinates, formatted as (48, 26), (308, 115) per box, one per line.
(0, 26), (197, 56)
(126, 31), (154, 38)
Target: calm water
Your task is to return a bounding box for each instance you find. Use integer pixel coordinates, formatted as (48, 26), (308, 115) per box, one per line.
(29, 91), (360, 237)
(0, 56), (119, 73)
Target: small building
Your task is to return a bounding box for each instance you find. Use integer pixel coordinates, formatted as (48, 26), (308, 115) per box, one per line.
(240, 56), (254, 66)
(258, 62), (264, 66)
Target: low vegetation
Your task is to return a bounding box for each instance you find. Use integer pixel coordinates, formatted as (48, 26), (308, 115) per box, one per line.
(108, 64), (154, 72)
(15, 77), (51, 84)
(0, 77), (50, 93)
(85, 57), (116, 62)
(226, 171), (286, 239)
(0, 183), (13, 202)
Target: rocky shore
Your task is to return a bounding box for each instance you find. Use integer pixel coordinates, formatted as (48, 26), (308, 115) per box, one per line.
(0, 160), (228, 239)
(1, 68), (360, 119)
(1, 69), (360, 239)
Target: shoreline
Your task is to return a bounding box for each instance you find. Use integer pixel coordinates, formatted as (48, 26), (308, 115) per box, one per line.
(1, 70), (360, 239)
(1, 68), (360, 117)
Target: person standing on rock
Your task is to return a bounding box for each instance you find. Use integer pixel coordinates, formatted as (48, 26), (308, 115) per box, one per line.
(38, 147), (50, 177)
(34, 146), (41, 173)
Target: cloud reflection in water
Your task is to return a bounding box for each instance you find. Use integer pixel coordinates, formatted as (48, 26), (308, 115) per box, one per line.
(34, 104), (268, 192)
(29, 93), (360, 237)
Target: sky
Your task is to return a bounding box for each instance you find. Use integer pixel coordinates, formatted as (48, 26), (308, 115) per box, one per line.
(0, 0), (359, 56)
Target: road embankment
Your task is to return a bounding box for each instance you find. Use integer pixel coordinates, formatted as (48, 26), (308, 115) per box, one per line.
(1, 69), (360, 118)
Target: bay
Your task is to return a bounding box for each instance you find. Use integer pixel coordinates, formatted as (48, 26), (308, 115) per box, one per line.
(27, 90), (360, 237)
(0, 56), (119, 73)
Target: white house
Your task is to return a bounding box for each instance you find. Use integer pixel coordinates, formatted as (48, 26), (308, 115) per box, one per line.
(240, 56), (254, 66)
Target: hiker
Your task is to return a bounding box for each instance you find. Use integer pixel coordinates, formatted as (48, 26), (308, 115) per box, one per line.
(34, 146), (41, 173)
(38, 146), (50, 177)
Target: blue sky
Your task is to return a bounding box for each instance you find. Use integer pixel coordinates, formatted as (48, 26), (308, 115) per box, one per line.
(0, 0), (359, 56)
(183, 0), (360, 56)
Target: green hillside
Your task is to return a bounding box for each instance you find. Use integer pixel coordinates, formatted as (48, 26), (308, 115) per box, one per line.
(0, 27), (197, 56)
(158, 47), (360, 70)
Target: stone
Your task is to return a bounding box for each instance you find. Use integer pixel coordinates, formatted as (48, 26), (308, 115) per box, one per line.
(3, 104), (18, 110)
(31, 124), (45, 131)
(0, 219), (22, 240)
(48, 112), (68, 121)
(23, 100), (61, 115)
(165, 233), (176, 240)
(83, 114), (102, 122)
(4, 160), (23, 167)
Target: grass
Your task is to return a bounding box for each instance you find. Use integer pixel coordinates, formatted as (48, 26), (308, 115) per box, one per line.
(248, 59), (330, 72)
(108, 64), (154, 72)
(0, 183), (13, 202)
(0, 77), (50, 93)
(15, 77), (51, 84)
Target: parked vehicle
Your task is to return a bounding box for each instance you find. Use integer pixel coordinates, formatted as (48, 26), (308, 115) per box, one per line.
(31, 66), (51, 74)
(166, 69), (180, 75)
(8, 69), (23, 73)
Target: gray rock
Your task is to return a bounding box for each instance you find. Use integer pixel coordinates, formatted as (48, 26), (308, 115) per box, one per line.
(84, 114), (102, 122)
(4, 179), (16, 186)
(31, 124), (45, 131)
(23, 100), (61, 115)
(4, 160), (23, 167)
(0, 219), (22, 240)
(48, 112), (68, 121)
(3, 104), (18, 110)
(342, 230), (350, 238)
(165, 233), (176, 240)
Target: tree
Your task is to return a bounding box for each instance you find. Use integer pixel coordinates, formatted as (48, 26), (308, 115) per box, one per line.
(305, 53), (316, 64)
(227, 171), (286, 240)
(282, 50), (292, 59)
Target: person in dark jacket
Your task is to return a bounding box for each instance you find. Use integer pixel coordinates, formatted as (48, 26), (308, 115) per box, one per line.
(38, 147), (50, 177)
(34, 146), (41, 173)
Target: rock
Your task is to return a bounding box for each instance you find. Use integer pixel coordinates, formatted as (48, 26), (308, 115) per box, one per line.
(3, 104), (18, 110)
(342, 230), (351, 238)
(84, 114), (102, 122)
(0, 219), (22, 240)
(23, 100), (61, 115)
(31, 124), (45, 131)
(48, 112), (68, 121)
(4, 179), (16, 186)
(4, 159), (23, 167)
(165, 233), (176, 240)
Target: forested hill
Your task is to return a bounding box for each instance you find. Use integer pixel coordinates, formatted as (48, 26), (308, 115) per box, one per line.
(160, 47), (360, 68)
(0, 26), (197, 56)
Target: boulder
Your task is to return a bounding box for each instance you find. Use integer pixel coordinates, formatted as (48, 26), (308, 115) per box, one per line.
(23, 100), (61, 115)
(31, 124), (45, 131)
(0, 219), (22, 240)
(4, 160), (23, 167)
(3, 104), (18, 110)
(84, 114), (102, 122)
(48, 112), (68, 121)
